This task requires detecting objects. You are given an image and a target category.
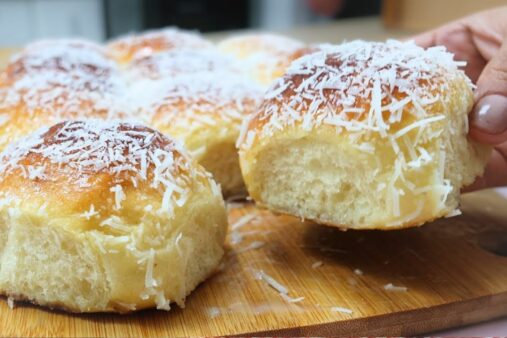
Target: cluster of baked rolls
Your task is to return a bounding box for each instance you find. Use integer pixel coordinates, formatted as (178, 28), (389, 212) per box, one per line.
(0, 28), (307, 312)
(0, 28), (489, 313)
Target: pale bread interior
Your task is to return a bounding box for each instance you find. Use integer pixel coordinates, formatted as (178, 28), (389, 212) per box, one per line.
(0, 181), (227, 312)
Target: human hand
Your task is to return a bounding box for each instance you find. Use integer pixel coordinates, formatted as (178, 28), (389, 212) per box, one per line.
(413, 7), (507, 190)
(305, 0), (345, 17)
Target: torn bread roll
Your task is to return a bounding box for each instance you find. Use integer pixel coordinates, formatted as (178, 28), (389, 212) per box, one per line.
(238, 40), (490, 230)
(0, 120), (227, 312)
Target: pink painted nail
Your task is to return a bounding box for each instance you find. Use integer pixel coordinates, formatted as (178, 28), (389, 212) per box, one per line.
(471, 95), (507, 134)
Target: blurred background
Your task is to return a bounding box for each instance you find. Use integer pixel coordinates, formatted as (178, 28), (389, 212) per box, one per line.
(0, 0), (505, 46)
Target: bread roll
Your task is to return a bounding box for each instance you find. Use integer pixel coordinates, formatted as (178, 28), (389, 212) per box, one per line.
(126, 49), (240, 81)
(0, 120), (227, 312)
(0, 39), (127, 152)
(238, 40), (491, 230)
(107, 28), (213, 64)
(135, 72), (263, 198)
(0, 39), (108, 85)
(218, 33), (305, 86)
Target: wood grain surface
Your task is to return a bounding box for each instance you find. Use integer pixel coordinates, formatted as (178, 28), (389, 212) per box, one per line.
(1, 188), (507, 336)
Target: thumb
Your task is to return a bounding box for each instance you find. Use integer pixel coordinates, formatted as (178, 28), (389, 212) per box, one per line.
(469, 39), (507, 145)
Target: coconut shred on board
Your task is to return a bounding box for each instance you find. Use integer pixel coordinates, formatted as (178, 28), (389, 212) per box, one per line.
(254, 270), (304, 304)
(384, 283), (408, 292)
(331, 306), (353, 314)
(230, 213), (258, 231)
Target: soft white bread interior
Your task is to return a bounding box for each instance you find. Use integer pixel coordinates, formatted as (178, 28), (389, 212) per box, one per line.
(238, 40), (491, 230)
(134, 72), (263, 198)
(0, 120), (227, 312)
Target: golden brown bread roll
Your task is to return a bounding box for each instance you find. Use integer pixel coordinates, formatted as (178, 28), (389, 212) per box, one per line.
(0, 120), (227, 312)
(134, 72), (263, 198)
(218, 33), (305, 86)
(107, 28), (213, 64)
(0, 39), (127, 152)
(0, 39), (109, 85)
(238, 40), (491, 230)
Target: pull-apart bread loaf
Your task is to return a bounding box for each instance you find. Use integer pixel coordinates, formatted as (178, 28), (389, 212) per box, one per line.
(238, 40), (490, 230)
(0, 120), (227, 312)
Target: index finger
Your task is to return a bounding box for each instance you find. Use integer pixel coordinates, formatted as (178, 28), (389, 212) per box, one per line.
(411, 29), (438, 48)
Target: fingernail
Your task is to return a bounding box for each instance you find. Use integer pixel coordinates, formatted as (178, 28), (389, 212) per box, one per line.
(471, 95), (507, 134)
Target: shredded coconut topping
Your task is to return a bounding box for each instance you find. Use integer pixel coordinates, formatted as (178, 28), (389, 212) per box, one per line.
(0, 120), (196, 214)
(311, 261), (323, 269)
(79, 204), (99, 220)
(384, 283), (408, 292)
(331, 306), (353, 314)
(108, 27), (213, 62)
(254, 269), (304, 303)
(127, 49), (241, 80)
(133, 72), (263, 131)
(230, 213), (258, 231)
(235, 240), (265, 253)
(7, 296), (14, 309)
(240, 39), (469, 148)
(0, 39), (126, 120)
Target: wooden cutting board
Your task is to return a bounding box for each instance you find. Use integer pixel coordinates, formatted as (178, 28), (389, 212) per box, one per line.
(1, 188), (507, 336)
